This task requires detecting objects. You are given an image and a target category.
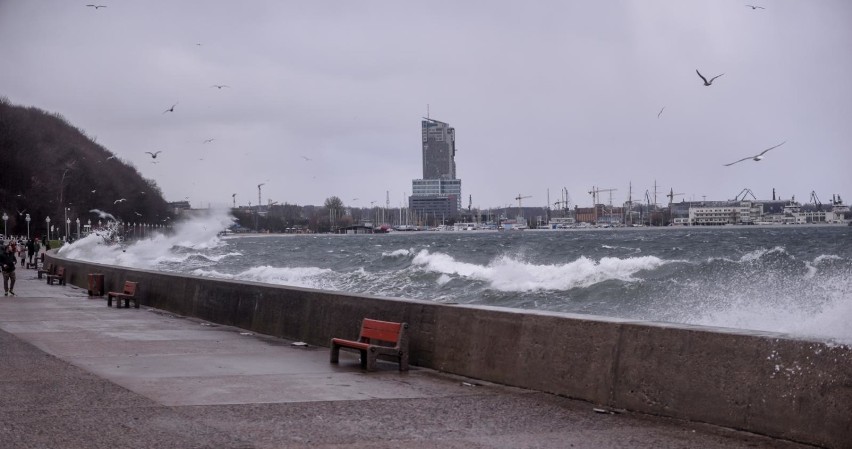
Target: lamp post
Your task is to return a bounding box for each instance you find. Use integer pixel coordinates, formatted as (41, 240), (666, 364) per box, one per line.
(87, 219), (91, 236)
(66, 218), (70, 241)
(45, 216), (51, 241)
(25, 213), (31, 239)
(76, 218), (80, 239)
(2, 212), (7, 238)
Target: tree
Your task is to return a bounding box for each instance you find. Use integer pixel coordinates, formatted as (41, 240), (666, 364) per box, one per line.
(324, 196), (345, 230)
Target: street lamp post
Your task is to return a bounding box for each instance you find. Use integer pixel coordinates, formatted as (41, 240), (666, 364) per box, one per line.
(2, 212), (7, 238)
(76, 218), (80, 239)
(66, 218), (70, 241)
(25, 213), (31, 239)
(45, 216), (51, 241)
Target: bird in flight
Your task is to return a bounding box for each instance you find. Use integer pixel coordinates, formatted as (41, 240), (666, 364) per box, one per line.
(86, 4), (107, 9)
(163, 103), (178, 114)
(134, 212), (142, 217)
(745, 5), (765, 9)
(145, 151), (162, 159)
(114, 198), (127, 204)
(696, 69), (724, 86)
(211, 85), (230, 89)
(657, 107), (665, 119)
(723, 141), (786, 166)
(300, 155), (312, 161)
(91, 189), (97, 193)
(106, 155), (117, 160)
(203, 138), (215, 144)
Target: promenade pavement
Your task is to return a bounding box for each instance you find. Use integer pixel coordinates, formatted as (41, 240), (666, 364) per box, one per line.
(0, 266), (814, 449)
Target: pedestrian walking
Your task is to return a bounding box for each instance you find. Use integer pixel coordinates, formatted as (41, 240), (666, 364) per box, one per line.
(1, 244), (17, 296)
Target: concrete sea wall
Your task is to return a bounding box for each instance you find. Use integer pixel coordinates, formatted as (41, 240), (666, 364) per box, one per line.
(46, 254), (852, 448)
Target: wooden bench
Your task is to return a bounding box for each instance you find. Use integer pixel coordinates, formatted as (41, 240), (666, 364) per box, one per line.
(46, 266), (65, 285)
(107, 281), (139, 308)
(330, 318), (409, 371)
(37, 263), (54, 280)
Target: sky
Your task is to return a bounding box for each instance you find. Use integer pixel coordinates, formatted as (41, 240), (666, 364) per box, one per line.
(1, 1), (850, 211)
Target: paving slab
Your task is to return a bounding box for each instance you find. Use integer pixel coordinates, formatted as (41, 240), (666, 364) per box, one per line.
(0, 269), (815, 448)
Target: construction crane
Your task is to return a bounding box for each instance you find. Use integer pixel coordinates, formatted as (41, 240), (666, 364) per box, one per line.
(588, 186), (616, 222)
(515, 194), (531, 218)
(666, 188), (684, 205)
(588, 186), (617, 206)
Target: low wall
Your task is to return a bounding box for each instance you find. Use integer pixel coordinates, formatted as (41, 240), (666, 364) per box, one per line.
(47, 253), (851, 448)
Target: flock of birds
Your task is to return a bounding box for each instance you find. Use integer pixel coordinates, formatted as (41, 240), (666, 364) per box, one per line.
(82, 2), (784, 210)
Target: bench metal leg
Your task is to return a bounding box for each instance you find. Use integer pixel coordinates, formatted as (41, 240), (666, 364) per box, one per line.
(330, 343), (340, 364)
(365, 348), (377, 371)
(399, 351), (409, 371)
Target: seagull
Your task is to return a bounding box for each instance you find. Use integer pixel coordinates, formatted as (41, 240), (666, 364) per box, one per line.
(657, 107), (665, 119)
(145, 151), (162, 159)
(17, 209), (26, 216)
(696, 69), (724, 86)
(134, 212), (142, 217)
(91, 189), (97, 193)
(300, 155), (312, 161)
(203, 138), (215, 143)
(723, 141), (786, 166)
(745, 5), (765, 9)
(162, 103), (178, 114)
(211, 85), (230, 89)
(86, 4), (107, 9)
(106, 155), (117, 160)
(114, 198), (127, 204)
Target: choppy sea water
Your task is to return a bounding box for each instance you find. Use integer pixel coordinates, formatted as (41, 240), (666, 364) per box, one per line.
(59, 211), (852, 344)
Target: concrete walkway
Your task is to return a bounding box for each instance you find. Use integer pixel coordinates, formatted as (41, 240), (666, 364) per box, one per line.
(0, 268), (814, 449)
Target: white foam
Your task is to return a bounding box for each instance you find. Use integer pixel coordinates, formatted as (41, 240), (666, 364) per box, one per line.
(411, 250), (668, 292)
(58, 209), (235, 269)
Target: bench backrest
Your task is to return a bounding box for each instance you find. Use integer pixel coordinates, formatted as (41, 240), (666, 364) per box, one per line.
(123, 281), (138, 295)
(358, 318), (407, 347)
(55, 267), (65, 276)
(44, 263), (53, 273)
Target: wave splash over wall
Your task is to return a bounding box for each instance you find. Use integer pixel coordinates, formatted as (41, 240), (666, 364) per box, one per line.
(57, 217), (852, 343)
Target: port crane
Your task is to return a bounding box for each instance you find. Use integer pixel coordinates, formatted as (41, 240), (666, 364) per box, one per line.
(810, 191), (823, 211)
(732, 188), (757, 201)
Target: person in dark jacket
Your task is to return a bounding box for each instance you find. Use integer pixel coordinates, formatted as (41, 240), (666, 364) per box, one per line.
(1, 244), (17, 296)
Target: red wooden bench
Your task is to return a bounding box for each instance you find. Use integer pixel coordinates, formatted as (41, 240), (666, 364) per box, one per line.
(330, 318), (409, 371)
(45, 266), (65, 285)
(37, 263), (54, 280)
(107, 281), (139, 308)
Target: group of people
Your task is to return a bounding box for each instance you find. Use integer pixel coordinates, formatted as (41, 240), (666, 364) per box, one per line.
(1, 236), (48, 296)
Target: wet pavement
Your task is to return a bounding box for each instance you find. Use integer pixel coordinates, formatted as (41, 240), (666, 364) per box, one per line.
(0, 266), (815, 448)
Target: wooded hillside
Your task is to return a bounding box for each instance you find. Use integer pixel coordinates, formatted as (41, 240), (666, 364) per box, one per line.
(0, 98), (170, 238)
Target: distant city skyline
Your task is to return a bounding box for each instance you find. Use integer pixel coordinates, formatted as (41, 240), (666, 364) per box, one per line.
(1, 1), (849, 211)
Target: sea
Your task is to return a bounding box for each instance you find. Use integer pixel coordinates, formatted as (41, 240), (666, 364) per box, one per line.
(58, 210), (852, 344)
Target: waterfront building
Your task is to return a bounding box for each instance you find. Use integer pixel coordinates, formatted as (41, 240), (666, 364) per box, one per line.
(409, 118), (462, 218)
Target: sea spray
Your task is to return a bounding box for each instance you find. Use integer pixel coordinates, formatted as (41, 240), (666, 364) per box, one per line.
(58, 220), (852, 343)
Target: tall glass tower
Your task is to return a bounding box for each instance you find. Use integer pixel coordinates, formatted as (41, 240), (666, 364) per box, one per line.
(411, 118), (461, 212)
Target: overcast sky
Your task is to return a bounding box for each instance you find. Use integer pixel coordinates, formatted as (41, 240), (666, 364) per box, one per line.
(2, 1), (850, 210)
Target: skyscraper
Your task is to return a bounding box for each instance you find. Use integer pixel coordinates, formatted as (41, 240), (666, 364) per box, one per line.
(410, 118), (462, 219)
(421, 118), (456, 179)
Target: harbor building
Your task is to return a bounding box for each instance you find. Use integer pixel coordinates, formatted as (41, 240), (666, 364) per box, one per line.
(409, 118), (462, 220)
